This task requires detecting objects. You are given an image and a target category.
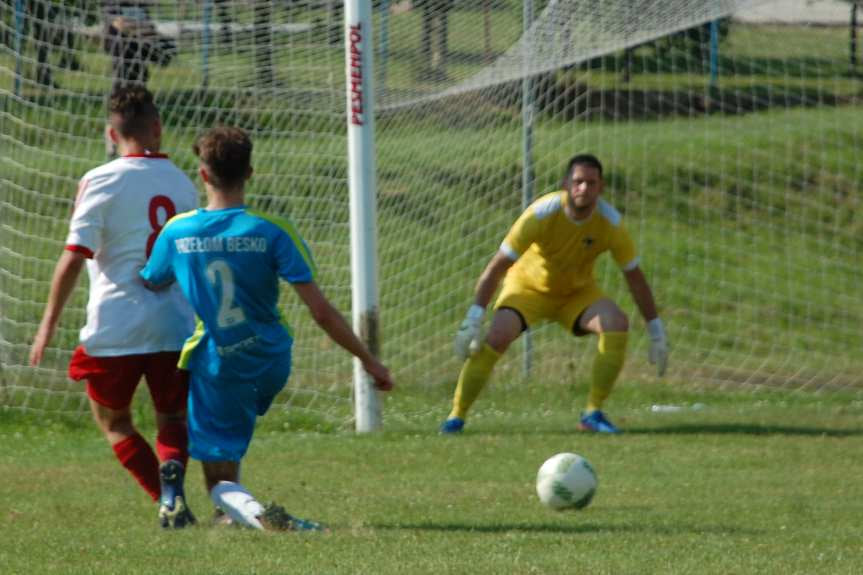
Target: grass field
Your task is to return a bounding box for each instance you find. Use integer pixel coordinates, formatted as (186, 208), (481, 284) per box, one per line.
(2, 381), (862, 574)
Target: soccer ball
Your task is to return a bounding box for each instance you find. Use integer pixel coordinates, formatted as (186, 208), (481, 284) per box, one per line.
(536, 452), (597, 510)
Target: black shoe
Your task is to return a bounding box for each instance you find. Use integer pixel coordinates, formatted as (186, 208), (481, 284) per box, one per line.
(158, 460), (196, 529)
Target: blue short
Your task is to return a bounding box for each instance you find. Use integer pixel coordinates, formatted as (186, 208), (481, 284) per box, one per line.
(186, 357), (291, 462)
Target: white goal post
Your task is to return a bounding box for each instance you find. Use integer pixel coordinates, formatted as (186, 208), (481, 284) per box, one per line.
(345, 0), (383, 431)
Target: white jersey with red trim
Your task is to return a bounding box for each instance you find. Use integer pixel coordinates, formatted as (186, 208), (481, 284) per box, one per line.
(66, 155), (198, 356)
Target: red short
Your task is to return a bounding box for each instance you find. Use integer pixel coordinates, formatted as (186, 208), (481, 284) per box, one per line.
(68, 346), (189, 412)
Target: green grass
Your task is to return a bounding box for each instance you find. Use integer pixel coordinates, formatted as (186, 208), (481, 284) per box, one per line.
(1, 382), (862, 574)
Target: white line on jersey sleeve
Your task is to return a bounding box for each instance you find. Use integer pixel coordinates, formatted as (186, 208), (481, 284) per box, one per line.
(597, 199), (622, 226)
(499, 242), (520, 261)
(621, 256), (640, 271)
(532, 194), (562, 220)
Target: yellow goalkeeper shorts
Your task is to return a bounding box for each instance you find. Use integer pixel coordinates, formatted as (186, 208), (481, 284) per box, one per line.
(494, 280), (605, 335)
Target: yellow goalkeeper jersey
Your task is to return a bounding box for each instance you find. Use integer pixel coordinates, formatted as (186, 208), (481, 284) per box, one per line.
(500, 191), (638, 296)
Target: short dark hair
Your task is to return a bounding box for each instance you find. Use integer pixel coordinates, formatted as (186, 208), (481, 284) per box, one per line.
(108, 85), (159, 138)
(193, 126), (253, 189)
(562, 153), (603, 189)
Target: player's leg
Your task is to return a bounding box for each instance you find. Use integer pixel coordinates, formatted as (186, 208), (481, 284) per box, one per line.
(205, 462), (325, 532)
(88, 399), (162, 499)
(202, 460), (264, 528)
(195, 362), (324, 531)
(188, 370), (263, 529)
(144, 352), (194, 528)
(146, 355), (190, 469)
(443, 282), (553, 432)
(69, 347), (162, 500)
(442, 307), (525, 433)
(571, 296), (629, 433)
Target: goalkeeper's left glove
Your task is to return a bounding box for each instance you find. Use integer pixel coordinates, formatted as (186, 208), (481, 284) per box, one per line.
(647, 318), (669, 377)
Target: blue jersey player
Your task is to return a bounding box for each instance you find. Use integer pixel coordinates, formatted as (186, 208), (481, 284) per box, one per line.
(140, 126), (393, 531)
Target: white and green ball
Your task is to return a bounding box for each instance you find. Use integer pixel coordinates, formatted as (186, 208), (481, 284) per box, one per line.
(536, 452), (597, 510)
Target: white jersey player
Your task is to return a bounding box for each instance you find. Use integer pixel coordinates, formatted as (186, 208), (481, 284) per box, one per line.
(69, 153), (196, 355)
(30, 86), (198, 529)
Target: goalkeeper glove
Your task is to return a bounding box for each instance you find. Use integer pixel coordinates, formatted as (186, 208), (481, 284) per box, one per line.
(454, 304), (485, 359)
(647, 317), (669, 377)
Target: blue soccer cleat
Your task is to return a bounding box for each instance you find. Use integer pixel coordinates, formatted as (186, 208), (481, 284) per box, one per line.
(439, 417), (465, 434)
(158, 459), (196, 529)
(579, 410), (620, 434)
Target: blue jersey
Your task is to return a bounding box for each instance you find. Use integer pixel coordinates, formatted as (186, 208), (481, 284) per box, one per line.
(140, 206), (315, 381)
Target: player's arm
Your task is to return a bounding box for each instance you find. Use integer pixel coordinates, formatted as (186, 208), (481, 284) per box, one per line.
(610, 219), (668, 376)
(31, 171), (107, 367)
(291, 281), (393, 391)
(29, 250), (86, 366)
(473, 251), (515, 309)
(623, 266), (668, 376)
(272, 215), (391, 390)
(623, 266), (657, 322)
(139, 223), (175, 291)
(455, 202), (537, 360)
(453, 250), (515, 358)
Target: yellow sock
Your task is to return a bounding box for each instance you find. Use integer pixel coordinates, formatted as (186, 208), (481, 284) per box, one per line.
(585, 332), (628, 413)
(449, 343), (501, 420)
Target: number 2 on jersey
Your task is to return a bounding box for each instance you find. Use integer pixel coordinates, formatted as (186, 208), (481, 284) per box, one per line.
(206, 260), (247, 328)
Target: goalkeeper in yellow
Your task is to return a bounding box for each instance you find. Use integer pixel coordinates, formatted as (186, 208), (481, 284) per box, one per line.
(441, 154), (668, 434)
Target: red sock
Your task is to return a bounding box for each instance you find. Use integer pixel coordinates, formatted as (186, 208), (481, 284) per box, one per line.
(112, 434), (160, 502)
(156, 421), (189, 468)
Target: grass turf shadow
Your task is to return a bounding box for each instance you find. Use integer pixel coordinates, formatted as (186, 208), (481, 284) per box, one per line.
(623, 423), (863, 437)
(370, 520), (762, 536)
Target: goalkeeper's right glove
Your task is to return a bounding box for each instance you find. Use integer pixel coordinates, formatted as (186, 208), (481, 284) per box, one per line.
(454, 304), (485, 359)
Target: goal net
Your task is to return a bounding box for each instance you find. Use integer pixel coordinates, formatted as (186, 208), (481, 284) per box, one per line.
(2, 0), (861, 427)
